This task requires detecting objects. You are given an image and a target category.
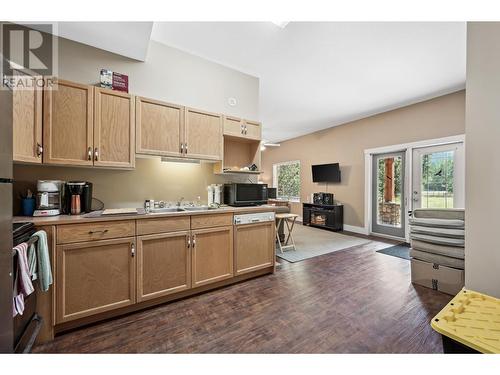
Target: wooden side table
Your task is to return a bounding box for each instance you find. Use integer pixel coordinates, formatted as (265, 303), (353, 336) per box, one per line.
(275, 213), (299, 253)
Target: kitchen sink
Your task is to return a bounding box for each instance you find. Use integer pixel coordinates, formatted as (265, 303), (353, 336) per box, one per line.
(148, 207), (186, 213)
(182, 206), (211, 211)
(148, 205), (213, 213)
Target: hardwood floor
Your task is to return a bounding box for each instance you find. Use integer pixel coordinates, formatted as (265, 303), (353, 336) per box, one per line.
(34, 234), (452, 353)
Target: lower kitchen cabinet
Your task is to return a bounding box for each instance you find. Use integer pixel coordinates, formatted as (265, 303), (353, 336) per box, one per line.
(137, 231), (191, 302)
(234, 221), (275, 275)
(56, 237), (136, 323)
(191, 226), (234, 287)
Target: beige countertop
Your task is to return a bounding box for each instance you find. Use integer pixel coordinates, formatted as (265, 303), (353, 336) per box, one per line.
(13, 205), (279, 225)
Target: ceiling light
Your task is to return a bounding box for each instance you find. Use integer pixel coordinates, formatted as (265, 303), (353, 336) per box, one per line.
(261, 140), (281, 147)
(271, 21), (289, 29)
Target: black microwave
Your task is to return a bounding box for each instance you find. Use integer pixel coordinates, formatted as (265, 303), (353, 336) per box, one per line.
(223, 183), (268, 206)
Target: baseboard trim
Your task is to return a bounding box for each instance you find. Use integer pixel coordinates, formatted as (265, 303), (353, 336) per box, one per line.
(343, 224), (369, 235)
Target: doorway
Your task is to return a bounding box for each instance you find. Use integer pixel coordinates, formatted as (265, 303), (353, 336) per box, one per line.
(371, 151), (406, 238)
(411, 143), (465, 210)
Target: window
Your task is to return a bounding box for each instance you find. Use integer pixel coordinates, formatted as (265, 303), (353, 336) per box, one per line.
(273, 160), (301, 201)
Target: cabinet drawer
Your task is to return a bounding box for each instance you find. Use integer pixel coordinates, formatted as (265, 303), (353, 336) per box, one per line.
(57, 220), (136, 244)
(136, 216), (190, 236)
(191, 213), (233, 229)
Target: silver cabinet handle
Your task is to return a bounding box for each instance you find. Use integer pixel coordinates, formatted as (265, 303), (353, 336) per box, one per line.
(88, 229), (109, 234)
(87, 147), (92, 160)
(187, 234), (191, 248)
(94, 147), (99, 161)
(181, 143), (185, 154)
(185, 143), (188, 154)
(244, 125), (248, 135)
(131, 242), (135, 257)
(36, 143), (43, 157)
(241, 124), (244, 134)
(192, 234), (196, 247)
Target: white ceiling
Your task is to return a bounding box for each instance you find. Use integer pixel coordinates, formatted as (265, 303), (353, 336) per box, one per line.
(31, 22), (154, 61)
(40, 22), (466, 143)
(151, 22), (466, 142)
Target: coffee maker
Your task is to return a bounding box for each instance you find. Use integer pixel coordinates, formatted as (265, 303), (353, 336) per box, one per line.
(33, 180), (64, 217)
(65, 181), (93, 215)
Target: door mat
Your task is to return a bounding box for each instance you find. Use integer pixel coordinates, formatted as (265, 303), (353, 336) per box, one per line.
(376, 243), (411, 260)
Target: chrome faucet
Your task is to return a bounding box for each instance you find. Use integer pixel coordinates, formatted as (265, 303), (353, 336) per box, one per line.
(176, 197), (185, 207)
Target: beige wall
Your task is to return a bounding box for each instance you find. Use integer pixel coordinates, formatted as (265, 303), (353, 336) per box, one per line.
(55, 38), (259, 119)
(464, 22), (500, 298)
(13, 35), (259, 212)
(261, 91), (465, 228)
(13, 158), (250, 213)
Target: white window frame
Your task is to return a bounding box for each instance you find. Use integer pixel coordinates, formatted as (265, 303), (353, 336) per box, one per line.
(272, 160), (301, 202)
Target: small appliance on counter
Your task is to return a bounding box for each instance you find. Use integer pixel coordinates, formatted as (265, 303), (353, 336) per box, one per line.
(66, 181), (90, 215)
(64, 181), (93, 215)
(313, 192), (334, 205)
(267, 187), (277, 199)
(33, 180), (64, 217)
(223, 183), (268, 207)
(207, 184), (223, 206)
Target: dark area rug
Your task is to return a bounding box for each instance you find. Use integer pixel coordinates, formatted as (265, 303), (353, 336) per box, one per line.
(376, 243), (411, 260)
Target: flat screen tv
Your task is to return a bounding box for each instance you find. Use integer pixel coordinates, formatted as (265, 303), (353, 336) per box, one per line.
(312, 163), (341, 183)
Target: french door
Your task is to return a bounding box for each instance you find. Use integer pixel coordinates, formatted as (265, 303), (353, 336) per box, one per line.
(371, 151), (406, 238)
(411, 143), (464, 210)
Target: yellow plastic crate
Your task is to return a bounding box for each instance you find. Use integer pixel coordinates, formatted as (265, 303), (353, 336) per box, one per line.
(431, 289), (500, 353)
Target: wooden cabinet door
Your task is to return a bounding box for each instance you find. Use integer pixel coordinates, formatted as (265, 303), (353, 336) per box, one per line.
(243, 120), (262, 141)
(12, 77), (43, 163)
(136, 96), (184, 157)
(56, 237), (136, 323)
(43, 79), (93, 165)
(234, 221), (275, 276)
(94, 87), (135, 168)
(137, 231), (191, 302)
(223, 116), (244, 137)
(184, 107), (222, 160)
(191, 226), (233, 287)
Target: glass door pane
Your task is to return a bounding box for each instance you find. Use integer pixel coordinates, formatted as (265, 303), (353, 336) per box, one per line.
(421, 151), (454, 208)
(372, 151), (406, 238)
(376, 155), (403, 227)
(412, 142), (464, 210)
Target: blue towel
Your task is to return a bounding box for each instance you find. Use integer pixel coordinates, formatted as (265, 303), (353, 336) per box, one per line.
(29, 230), (53, 292)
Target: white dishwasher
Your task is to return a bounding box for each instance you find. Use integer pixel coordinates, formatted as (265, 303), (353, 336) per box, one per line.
(233, 211), (276, 276)
(233, 212), (275, 225)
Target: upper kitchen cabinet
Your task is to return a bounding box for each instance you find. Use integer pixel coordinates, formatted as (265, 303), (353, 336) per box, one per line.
(43, 79), (94, 166)
(136, 96), (184, 157)
(223, 116), (244, 137)
(184, 108), (223, 161)
(243, 120), (262, 140)
(223, 116), (261, 141)
(12, 76), (43, 163)
(94, 87), (135, 168)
